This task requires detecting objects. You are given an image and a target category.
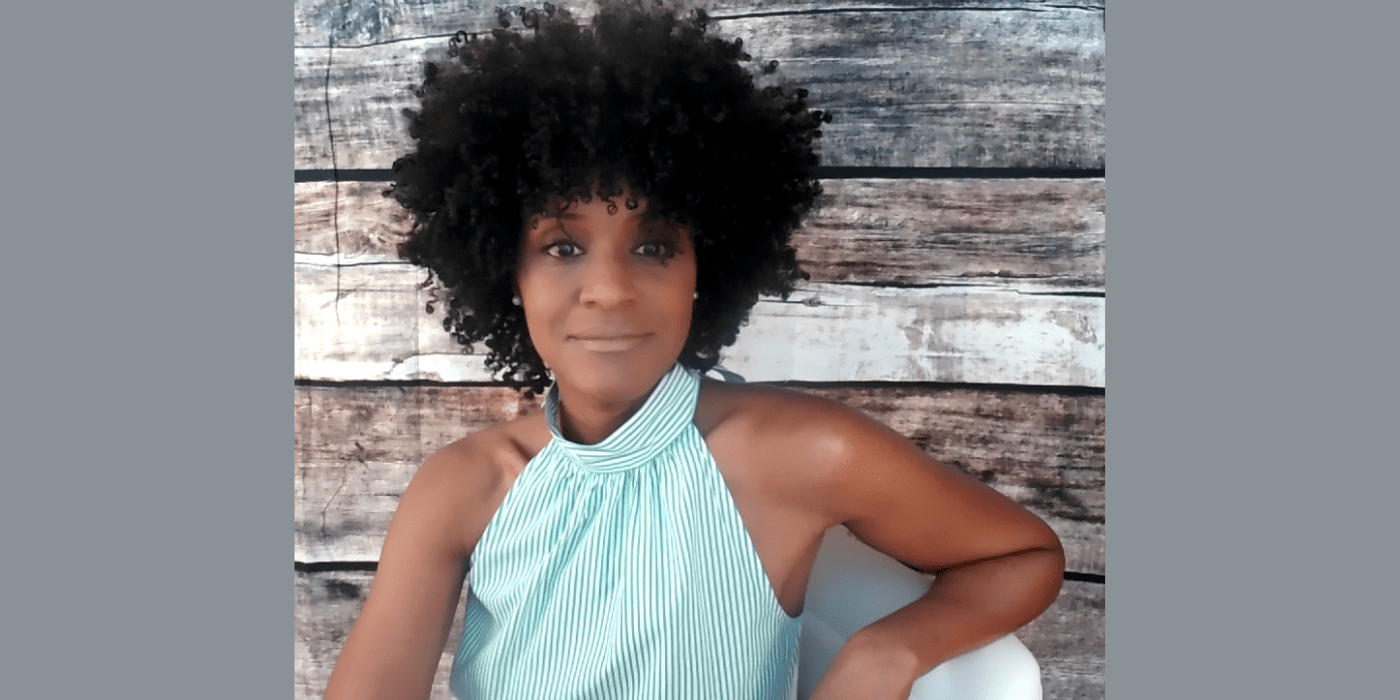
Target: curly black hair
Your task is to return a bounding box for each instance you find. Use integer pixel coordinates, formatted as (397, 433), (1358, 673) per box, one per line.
(388, 2), (830, 395)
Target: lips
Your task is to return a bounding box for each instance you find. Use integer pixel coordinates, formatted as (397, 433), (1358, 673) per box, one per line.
(571, 332), (651, 353)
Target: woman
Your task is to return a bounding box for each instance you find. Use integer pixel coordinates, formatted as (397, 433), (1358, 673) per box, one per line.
(324, 5), (1063, 700)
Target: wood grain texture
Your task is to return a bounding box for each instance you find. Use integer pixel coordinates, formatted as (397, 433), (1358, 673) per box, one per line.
(293, 5), (1103, 169)
(294, 384), (539, 562)
(1017, 579), (1104, 699)
(295, 384), (1103, 574)
(296, 263), (1104, 386)
(295, 569), (471, 700)
(296, 178), (1106, 292)
(295, 0), (1106, 48)
(801, 179), (1105, 290)
(294, 569), (1102, 700)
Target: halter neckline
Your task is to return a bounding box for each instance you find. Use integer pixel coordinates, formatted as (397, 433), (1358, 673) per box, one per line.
(543, 363), (700, 473)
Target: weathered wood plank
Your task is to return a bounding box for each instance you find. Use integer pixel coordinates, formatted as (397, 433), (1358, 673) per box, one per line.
(294, 384), (1103, 574)
(709, 0), (1107, 17)
(294, 0), (1106, 48)
(1017, 579), (1104, 699)
(293, 7), (1103, 169)
(294, 181), (406, 264)
(295, 385), (538, 562)
(729, 10), (1104, 170)
(296, 263), (1104, 386)
(295, 569), (471, 700)
(801, 179), (1105, 290)
(294, 570), (1102, 700)
(294, 262), (457, 382)
(296, 178), (1106, 291)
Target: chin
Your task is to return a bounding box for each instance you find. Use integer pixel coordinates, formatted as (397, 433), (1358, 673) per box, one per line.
(551, 348), (681, 404)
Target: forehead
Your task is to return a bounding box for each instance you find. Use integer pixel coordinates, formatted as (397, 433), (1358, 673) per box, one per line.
(525, 195), (685, 234)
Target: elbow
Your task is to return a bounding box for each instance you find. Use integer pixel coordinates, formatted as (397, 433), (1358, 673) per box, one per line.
(989, 529), (1066, 620)
(989, 543), (1064, 626)
(1023, 532), (1066, 618)
(1041, 527), (1066, 578)
(1027, 524), (1066, 602)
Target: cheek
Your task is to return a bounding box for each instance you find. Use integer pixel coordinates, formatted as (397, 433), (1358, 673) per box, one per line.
(518, 304), (563, 371)
(519, 291), (559, 338)
(515, 259), (553, 309)
(666, 262), (698, 337)
(515, 274), (556, 355)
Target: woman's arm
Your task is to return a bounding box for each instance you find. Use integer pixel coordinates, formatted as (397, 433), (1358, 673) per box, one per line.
(323, 441), (501, 700)
(802, 400), (1065, 700)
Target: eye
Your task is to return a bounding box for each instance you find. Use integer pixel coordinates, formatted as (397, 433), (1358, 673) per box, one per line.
(634, 241), (672, 259)
(545, 240), (582, 258)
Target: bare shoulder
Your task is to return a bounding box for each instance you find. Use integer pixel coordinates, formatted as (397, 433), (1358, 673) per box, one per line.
(700, 379), (870, 444)
(701, 379), (896, 454)
(420, 411), (546, 489)
(700, 380), (1058, 571)
(398, 410), (550, 557)
(698, 381), (895, 516)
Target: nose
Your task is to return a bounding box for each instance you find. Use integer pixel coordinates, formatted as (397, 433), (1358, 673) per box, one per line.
(578, 251), (638, 307)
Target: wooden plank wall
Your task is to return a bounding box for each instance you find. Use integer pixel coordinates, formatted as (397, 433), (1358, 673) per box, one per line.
(293, 1), (1105, 698)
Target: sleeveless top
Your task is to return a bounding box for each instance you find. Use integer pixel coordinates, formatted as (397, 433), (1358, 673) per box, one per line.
(450, 363), (802, 700)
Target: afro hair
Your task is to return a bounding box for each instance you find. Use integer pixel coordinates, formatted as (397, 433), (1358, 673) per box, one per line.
(388, 2), (830, 395)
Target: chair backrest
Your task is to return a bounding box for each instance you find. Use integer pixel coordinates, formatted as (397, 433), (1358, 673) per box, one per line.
(798, 526), (1043, 700)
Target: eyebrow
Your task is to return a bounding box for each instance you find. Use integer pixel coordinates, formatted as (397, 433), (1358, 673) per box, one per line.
(550, 209), (653, 222)
(541, 211), (674, 230)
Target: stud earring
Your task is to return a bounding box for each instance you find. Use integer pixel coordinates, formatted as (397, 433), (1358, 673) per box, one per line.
(693, 291), (699, 300)
(511, 294), (522, 306)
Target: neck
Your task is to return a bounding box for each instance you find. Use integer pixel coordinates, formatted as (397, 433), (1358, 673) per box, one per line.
(554, 386), (652, 445)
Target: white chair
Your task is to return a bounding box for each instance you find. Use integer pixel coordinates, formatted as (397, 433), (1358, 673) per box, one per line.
(798, 526), (1042, 700)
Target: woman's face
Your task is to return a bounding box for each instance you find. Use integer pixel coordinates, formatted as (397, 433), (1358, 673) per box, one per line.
(516, 192), (697, 407)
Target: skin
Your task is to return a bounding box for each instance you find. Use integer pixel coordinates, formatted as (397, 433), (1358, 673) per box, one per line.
(324, 192), (1065, 700)
(514, 193), (698, 444)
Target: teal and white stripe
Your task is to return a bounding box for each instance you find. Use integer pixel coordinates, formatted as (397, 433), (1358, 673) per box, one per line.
(451, 363), (802, 699)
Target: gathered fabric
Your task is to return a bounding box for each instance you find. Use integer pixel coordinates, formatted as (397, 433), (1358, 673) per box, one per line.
(451, 363), (801, 700)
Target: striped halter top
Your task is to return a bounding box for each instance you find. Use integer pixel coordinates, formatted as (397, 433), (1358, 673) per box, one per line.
(450, 363), (802, 700)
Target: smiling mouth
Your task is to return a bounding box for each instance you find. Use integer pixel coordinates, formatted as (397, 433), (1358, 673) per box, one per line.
(573, 335), (650, 352)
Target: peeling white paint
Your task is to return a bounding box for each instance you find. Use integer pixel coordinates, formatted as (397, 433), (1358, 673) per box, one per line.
(297, 263), (1104, 386)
